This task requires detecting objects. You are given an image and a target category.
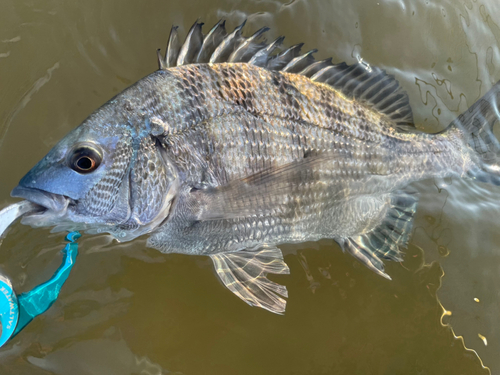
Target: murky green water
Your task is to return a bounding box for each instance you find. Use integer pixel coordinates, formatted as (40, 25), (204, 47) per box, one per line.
(0, 0), (499, 374)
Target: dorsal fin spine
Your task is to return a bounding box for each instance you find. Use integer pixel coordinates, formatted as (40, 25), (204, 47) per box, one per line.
(195, 20), (226, 63)
(248, 36), (284, 67)
(156, 49), (165, 70)
(176, 21), (204, 66)
(209, 20), (246, 64)
(157, 20), (415, 129)
(165, 26), (180, 68)
(282, 49), (317, 73)
(228, 26), (269, 63)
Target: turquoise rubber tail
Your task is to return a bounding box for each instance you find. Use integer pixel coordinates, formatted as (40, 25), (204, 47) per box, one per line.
(0, 231), (80, 346)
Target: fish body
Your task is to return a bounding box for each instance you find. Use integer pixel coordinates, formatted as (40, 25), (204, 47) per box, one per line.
(139, 64), (469, 251)
(9, 21), (500, 313)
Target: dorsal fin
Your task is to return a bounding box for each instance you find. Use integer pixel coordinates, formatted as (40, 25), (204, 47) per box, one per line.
(158, 20), (414, 128)
(176, 21), (204, 66)
(195, 20), (227, 63)
(210, 21), (246, 63)
(228, 26), (269, 63)
(166, 26), (180, 68)
(311, 63), (414, 128)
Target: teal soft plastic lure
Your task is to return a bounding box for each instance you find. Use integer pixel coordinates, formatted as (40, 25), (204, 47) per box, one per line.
(0, 202), (79, 347)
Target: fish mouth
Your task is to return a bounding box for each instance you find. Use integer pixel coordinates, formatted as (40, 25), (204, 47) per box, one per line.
(10, 186), (69, 213)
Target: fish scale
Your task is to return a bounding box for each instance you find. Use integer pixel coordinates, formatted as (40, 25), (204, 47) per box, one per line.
(9, 21), (500, 314)
(155, 64), (468, 188)
(79, 136), (133, 217)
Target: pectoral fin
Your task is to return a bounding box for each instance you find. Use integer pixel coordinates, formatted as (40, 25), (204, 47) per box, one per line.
(193, 152), (351, 221)
(210, 246), (290, 314)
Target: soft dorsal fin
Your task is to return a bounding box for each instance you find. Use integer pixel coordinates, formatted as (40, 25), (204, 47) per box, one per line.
(157, 20), (415, 129)
(313, 63), (414, 128)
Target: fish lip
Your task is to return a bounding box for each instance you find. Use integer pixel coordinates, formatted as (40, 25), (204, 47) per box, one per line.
(10, 186), (69, 212)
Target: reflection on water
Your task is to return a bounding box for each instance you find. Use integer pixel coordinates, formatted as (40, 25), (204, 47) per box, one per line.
(0, 0), (499, 373)
(413, 177), (500, 373)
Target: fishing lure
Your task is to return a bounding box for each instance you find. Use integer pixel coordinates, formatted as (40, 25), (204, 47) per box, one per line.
(0, 203), (79, 347)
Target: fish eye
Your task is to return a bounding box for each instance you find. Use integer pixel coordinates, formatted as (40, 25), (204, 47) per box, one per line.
(68, 144), (102, 174)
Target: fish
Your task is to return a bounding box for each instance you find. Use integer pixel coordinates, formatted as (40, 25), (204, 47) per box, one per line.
(6, 20), (500, 314)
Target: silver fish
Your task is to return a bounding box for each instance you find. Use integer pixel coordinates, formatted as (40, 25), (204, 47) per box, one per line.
(8, 21), (500, 314)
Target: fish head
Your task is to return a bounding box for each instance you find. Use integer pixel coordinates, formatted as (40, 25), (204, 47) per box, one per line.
(11, 90), (180, 241)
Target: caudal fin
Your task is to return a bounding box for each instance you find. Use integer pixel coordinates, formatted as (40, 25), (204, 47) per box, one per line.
(451, 81), (500, 183)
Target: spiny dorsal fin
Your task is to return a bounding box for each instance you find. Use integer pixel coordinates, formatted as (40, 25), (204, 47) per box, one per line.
(177, 21), (204, 66)
(228, 26), (269, 63)
(248, 36), (284, 67)
(210, 20), (246, 63)
(195, 20), (227, 63)
(166, 26), (180, 68)
(158, 20), (415, 129)
(311, 63), (414, 128)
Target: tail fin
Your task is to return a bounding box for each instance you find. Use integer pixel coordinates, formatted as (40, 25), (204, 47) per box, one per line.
(451, 81), (500, 184)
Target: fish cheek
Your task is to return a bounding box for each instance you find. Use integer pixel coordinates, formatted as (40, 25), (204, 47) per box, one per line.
(75, 138), (134, 223)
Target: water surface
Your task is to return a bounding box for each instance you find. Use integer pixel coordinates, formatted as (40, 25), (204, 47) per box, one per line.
(0, 0), (499, 374)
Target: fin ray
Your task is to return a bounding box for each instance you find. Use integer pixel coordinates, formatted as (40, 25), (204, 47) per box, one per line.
(164, 26), (180, 68)
(339, 190), (418, 280)
(177, 21), (204, 66)
(248, 36), (285, 67)
(282, 49), (317, 73)
(267, 43), (304, 71)
(196, 20), (227, 63)
(451, 82), (500, 181)
(157, 21), (415, 129)
(210, 245), (290, 314)
(209, 20), (246, 63)
(299, 57), (333, 77)
(229, 27), (269, 63)
(193, 152), (349, 221)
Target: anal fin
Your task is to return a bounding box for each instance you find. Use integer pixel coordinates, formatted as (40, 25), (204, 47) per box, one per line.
(210, 245), (290, 314)
(340, 190), (418, 280)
